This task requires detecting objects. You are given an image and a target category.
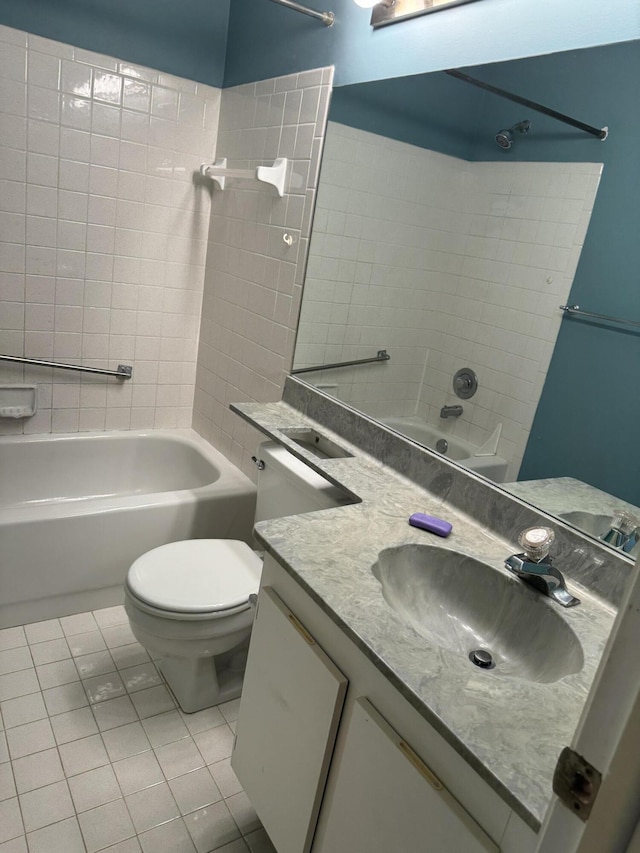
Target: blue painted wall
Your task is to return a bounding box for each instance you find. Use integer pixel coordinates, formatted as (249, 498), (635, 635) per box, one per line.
(0, 0), (230, 87)
(330, 41), (640, 503)
(224, 0), (640, 87)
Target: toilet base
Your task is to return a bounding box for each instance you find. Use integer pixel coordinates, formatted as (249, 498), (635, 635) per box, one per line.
(159, 653), (245, 714)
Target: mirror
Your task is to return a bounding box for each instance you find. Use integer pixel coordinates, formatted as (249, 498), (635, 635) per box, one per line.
(293, 41), (640, 557)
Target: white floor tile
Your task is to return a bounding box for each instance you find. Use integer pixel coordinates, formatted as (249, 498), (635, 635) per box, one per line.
(29, 638), (70, 666)
(35, 659), (79, 690)
(50, 706), (99, 744)
(179, 706), (224, 735)
(102, 839), (143, 852)
(26, 816), (85, 853)
(93, 606), (128, 629)
(0, 648), (32, 676)
(19, 779), (74, 832)
(6, 718), (55, 759)
(0, 692), (47, 729)
(0, 834), (28, 852)
(93, 696), (138, 731)
(218, 699), (241, 725)
(0, 669), (39, 702)
(121, 663), (162, 694)
(60, 612), (100, 637)
(75, 650), (116, 679)
(209, 759), (243, 799)
(0, 763), (16, 801)
(113, 750), (164, 795)
(12, 747), (64, 794)
(139, 817), (196, 852)
(83, 672), (126, 704)
(130, 685), (175, 719)
(43, 681), (89, 716)
(125, 781), (180, 833)
(78, 798), (136, 853)
(68, 764), (121, 812)
(169, 767), (222, 816)
(111, 644), (150, 671)
(141, 710), (189, 747)
(59, 733), (110, 776)
(0, 797), (24, 844)
(1, 609), (253, 853)
(68, 630), (107, 657)
(245, 828), (277, 853)
(102, 721), (151, 762)
(193, 725), (234, 766)
(155, 736), (205, 780)
(24, 620), (63, 645)
(0, 628), (26, 652)
(101, 624), (137, 649)
(225, 791), (261, 835)
(184, 801), (241, 853)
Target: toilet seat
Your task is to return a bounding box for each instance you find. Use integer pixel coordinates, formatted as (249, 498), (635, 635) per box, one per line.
(127, 539), (261, 615)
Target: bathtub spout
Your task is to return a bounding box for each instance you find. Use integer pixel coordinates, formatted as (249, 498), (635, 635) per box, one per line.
(440, 405), (463, 419)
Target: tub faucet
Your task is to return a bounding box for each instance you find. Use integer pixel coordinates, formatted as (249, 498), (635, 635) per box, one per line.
(440, 404), (463, 419)
(505, 527), (580, 608)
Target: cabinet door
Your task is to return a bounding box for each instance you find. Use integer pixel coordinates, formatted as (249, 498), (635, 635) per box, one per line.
(314, 697), (498, 853)
(231, 586), (348, 853)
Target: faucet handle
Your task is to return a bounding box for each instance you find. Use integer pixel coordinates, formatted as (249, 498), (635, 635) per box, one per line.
(518, 526), (554, 562)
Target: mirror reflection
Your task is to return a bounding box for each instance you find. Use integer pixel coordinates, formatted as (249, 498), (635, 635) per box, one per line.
(293, 41), (640, 556)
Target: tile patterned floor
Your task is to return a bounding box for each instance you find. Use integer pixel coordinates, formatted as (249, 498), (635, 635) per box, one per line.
(0, 606), (277, 853)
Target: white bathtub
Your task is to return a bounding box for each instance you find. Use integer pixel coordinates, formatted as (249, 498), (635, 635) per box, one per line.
(381, 416), (508, 483)
(0, 430), (257, 628)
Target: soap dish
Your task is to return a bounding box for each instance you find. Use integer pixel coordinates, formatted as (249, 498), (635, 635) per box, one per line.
(0, 385), (37, 418)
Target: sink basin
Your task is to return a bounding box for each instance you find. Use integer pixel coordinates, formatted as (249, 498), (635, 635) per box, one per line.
(559, 511), (613, 538)
(372, 544), (584, 683)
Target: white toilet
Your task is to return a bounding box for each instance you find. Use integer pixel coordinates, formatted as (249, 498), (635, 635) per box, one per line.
(124, 441), (349, 713)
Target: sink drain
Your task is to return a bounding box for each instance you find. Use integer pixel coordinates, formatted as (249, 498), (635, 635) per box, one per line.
(469, 649), (495, 669)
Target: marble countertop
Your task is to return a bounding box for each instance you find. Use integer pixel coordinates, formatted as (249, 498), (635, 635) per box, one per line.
(504, 476), (640, 523)
(233, 399), (617, 832)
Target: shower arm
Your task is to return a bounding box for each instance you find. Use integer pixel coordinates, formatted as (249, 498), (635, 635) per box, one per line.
(445, 70), (608, 140)
(268, 0), (335, 26)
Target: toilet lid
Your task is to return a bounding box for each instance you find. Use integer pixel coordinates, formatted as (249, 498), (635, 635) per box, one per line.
(127, 539), (262, 614)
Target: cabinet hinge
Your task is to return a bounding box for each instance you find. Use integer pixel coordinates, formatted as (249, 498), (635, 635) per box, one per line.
(552, 746), (602, 822)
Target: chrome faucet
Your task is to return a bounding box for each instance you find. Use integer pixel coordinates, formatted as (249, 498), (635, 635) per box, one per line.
(505, 527), (580, 608)
(601, 511), (640, 555)
(440, 404), (463, 419)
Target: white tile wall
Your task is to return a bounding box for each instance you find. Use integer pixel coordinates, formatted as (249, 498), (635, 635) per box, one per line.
(192, 68), (334, 476)
(0, 25), (221, 434)
(295, 122), (602, 479)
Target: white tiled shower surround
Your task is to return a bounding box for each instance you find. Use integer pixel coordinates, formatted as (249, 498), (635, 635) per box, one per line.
(0, 25), (220, 434)
(295, 122), (602, 479)
(192, 69), (333, 475)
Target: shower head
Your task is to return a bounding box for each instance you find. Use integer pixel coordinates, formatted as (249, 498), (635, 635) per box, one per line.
(495, 119), (531, 150)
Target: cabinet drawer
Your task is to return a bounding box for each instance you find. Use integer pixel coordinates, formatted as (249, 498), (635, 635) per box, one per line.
(232, 586), (348, 853)
(313, 697), (498, 853)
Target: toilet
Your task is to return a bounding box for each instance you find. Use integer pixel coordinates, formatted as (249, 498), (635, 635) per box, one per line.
(124, 441), (350, 713)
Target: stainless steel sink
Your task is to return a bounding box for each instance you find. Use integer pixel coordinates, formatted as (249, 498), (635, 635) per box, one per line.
(372, 544), (584, 683)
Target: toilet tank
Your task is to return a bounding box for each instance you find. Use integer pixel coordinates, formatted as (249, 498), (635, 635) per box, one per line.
(255, 441), (354, 521)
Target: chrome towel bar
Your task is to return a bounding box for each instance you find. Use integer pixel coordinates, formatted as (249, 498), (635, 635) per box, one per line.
(292, 350), (390, 375)
(0, 354), (133, 379)
(559, 305), (640, 330)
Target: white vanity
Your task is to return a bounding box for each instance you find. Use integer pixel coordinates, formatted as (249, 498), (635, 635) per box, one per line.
(228, 390), (623, 853)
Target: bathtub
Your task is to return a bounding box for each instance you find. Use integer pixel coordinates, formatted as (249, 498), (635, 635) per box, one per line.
(0, 430), (257, 629)
(380, 416), (508, 483)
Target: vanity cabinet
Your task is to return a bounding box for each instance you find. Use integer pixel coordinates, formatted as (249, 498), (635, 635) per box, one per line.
(233, 556), (538, 853)
(231, 586), (347, 853)
(313, 697), (497, 853)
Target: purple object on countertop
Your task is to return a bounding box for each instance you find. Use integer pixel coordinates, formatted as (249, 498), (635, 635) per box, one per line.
(408, 512), (452, 537)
